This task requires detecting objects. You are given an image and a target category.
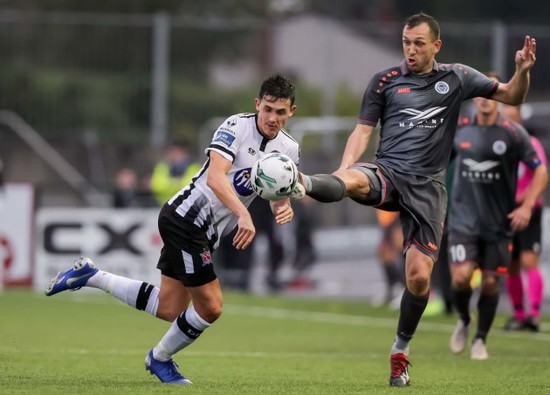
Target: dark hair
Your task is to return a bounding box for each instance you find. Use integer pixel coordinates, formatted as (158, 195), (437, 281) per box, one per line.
(405, 12), (440, 41)
(259, 73), (295, 105)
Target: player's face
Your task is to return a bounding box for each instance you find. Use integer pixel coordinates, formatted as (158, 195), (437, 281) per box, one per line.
(402, 23), (441, 75)
(255, 95), (296, 139)
(473, 96), (499, 116)
(474, 77), (500, 116)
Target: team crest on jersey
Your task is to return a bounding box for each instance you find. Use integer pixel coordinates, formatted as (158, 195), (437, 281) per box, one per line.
(213, 130), (236, 147)
(200, 250), (212, 266)
(233, 167), (254, 196)
(435, 81), (450, 94)
(492, 140), (507, 155)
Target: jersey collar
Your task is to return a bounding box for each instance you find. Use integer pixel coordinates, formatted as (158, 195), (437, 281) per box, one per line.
(400, 60), (440, 75)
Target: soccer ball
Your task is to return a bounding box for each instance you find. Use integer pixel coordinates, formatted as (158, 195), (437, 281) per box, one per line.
(250, 152), (299, 200)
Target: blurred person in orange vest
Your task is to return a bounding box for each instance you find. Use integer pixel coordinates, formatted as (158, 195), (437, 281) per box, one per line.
(373, 209), (405, 308)
(150, 140), (201, 206)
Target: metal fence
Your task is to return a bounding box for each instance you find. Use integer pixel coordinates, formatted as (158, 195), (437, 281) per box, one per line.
(1, 10), (549, 224)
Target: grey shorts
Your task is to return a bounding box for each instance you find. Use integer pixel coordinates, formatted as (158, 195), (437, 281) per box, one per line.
(512, 206), (543, 257)
(349, 162), (447, 262)
(448, 232), (512, 274)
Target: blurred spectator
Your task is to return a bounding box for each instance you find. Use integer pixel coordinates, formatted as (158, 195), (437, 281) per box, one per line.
(112, 168), (157, 208)
(217, 197), (318, 293)
(501, 104), (548, 332)
(215, 226), (254, 291)
(150, 140), (201, 206)
(217, 197), (285, 292)
(0, 158), (4, 209)
(251, 198), (286, 292)
(372, 209), (405, 308)
(287, 196), (317, 290)
(426, 157), (455, 316)
(112, 168), (140, 208)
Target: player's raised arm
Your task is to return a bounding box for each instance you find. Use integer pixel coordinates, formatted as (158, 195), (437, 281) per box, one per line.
(492, 36), (536, 105)
(339, 124), (375, 170)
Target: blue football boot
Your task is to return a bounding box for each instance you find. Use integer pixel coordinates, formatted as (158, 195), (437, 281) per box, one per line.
(45, 257), (98, 296)
(145, 350), (192, 384)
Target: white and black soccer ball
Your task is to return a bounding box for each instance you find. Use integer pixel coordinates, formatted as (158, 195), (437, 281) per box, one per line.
(250, 152), (298, 200)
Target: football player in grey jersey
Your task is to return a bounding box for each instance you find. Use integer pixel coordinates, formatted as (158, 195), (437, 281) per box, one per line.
(293, 12), (537, 386)
(448, 74), (547, 360)
(45, 74), (300, 384)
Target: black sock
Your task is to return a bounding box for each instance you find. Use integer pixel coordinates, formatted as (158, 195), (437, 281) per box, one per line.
(475, 292), (499, 342)
(304, 174), (346, 202)
(396, 288), (430, 342)
(452, 287), (472, 325)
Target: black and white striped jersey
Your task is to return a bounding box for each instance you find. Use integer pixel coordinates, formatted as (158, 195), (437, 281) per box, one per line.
(167, 112), (300, 249)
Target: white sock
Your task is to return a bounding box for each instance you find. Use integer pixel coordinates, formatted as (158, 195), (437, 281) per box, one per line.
(86, 270), (159, 316)
(153, 305), (210, 361)
(391, 338), (409, 355)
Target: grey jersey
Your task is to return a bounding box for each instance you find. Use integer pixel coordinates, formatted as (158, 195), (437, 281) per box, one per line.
(448, 114), (540, 237)
(167, 113), (300, 249)
(359, 61), (498, 182)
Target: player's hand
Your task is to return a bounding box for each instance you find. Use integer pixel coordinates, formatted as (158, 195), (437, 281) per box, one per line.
(515, 36), (536, 72)
(233, 214), (256, 249)
(270, 198), (294, 224)
(508, 205), (532, 232)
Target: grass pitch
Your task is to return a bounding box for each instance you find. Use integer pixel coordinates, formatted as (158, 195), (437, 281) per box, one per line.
(1, 289), (549, 394)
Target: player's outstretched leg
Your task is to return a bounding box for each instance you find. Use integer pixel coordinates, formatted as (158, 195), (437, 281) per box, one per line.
(292, 173), (346, 202)
(145, 350), (192, 384)
(45, 257), (98, 296)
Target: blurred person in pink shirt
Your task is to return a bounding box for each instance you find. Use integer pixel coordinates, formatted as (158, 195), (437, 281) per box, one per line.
(501, 104), (548, 332)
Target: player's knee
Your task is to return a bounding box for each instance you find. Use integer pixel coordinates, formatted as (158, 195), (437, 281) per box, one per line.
(521, 252), (539, 270)
(196, 303), (223, 324)
(343, 166), (382, 204)
(481, 275), (499, 294)
(450, 266), (473, 289)
(335, 168), (370, 194)
(406, 273), (430, 295)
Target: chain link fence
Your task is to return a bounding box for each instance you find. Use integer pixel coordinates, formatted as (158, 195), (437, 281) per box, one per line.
(0, 11), (548, 224)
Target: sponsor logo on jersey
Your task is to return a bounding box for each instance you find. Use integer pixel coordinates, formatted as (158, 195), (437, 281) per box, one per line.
(428, 241), (438, 251)
(233, 167), (254, 196)
(248, 147), (257, 156)
(435, 81), (450, 94)
(213, 130), (236, 147)
(461, 158), (501, 183)
(492, 140), (507, 155)
(398, 106), (446, 129)
(226, 117), (237, 127)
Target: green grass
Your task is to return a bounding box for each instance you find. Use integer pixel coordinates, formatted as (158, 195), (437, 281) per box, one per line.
(1, 289), (549, 394)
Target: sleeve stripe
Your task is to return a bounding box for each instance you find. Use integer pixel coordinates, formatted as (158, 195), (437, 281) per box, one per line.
(358, 117), (378, 126)
(208, 144), (235, 161)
